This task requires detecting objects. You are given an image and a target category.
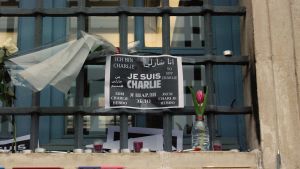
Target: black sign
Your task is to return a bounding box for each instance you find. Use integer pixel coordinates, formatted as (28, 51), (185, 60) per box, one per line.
(105, 55), (183, 109)
(0, 135), (30, 152)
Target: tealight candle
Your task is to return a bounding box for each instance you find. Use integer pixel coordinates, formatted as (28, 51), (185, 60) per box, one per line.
(110, 149), (119, 153)
(121, 148), (131, 153)
(23, 149), (32, 154)
(35, 148), (46, 153)
(84, 149), (92, 153)
(140, 148), (150, 153)
(73, 148), (83, 153)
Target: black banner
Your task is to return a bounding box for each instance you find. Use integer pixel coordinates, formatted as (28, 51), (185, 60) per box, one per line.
(105, 55), (183, 109)
(0, 135), (30, 152)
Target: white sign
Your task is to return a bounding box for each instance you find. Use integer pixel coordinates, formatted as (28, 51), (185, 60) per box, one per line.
(105, 54), (184, 109)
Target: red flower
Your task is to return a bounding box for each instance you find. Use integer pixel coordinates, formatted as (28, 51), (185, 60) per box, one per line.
(188, 86), (208, 116)
(196, 90), (205, 104)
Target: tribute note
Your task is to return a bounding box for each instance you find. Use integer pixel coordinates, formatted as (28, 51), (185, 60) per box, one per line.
(105, 55), (184, 109)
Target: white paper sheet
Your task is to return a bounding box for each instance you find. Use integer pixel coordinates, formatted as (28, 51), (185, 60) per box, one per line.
(103, 126), (183, 151)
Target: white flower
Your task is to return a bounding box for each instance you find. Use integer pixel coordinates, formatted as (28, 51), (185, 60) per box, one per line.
(0, 38), (18, 56)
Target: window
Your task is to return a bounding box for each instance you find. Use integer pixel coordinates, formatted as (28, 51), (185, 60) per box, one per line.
(0, 0), (252, 152)
(65, 65), (133, 136)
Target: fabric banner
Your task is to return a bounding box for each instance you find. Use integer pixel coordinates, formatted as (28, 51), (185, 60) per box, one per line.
(6, 32), (115, 93)
(105, 54), (184, 109)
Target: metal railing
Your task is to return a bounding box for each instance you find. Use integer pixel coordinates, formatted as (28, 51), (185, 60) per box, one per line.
(0, 0), (251, 151)
(0, 105), (252, 150)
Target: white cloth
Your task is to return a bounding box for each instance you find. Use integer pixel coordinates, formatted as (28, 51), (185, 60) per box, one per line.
(6, 32), (105, 93)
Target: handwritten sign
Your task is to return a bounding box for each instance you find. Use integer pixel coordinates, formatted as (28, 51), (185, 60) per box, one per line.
(105, 55), (184, 109)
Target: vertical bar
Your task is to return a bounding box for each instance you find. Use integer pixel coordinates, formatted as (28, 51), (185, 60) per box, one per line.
(74, 112), (83, 149)
(30, 0), (43, 151)
(163, 112), (172, 152)
(133, 0), (146, 127)
(74, 66), (84, 149)
(204, 0), (215, 150)
(34, 0), (42, 48)
(119, 0), (129, 149)
(162, 0), (169, 9)
(119, 0), (128, 149)
(162, 0), (170, 54)
(31, 91), (40, 151)
(30, 112), (39, 151)
(162, 0), (172, 152)
(74, 0), (86, 149)
(204, 0), (213, 54)
(134, 0), (145, 47)
(120, 1), (128, 53)
(120, 113), (128, 149)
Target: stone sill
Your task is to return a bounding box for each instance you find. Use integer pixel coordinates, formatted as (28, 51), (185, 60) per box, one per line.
(0, 151), (260, 169)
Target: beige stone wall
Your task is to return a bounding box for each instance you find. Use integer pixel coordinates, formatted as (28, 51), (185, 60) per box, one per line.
(251, 0), (300, 168)
(3, 1), (300, 169)
(0, 152), (259, 169)
(290, 0), (300, 121)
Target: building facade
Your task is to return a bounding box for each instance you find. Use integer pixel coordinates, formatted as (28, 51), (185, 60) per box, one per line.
(0, 0), (299, 169)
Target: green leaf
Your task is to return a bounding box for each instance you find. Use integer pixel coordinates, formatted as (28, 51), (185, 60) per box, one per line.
(188, 86), (201, 115)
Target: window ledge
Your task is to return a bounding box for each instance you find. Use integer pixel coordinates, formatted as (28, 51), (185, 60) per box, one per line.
(0, 151), (261, 169)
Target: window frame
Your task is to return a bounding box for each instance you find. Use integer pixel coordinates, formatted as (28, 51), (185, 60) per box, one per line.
(0, 0), (251, 152)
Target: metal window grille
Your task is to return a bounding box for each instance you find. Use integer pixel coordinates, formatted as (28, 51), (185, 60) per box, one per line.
(0, 0), (252, 151)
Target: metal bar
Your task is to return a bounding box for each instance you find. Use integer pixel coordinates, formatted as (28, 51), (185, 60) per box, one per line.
(119, 0), (129, 150)
(206, 64), (215, 150)
(182, 55), (249, 65)
(0, 6), (246, 16)
(74, 61), (84, 149)
(85, 55), (249, 65)
(162, 15), (170, 53)
(161, 0), (172, 152)
(74, 112), (83, 149)
(74, 0), (86, 149)
(204, 0), (215, 150)
(120, 0), (128, 7)
(162, 0), (169, 7)
(29, 0), (43, 151)
(133, 0), (146, 127)
(30, 112), (39, 151)
(163, 112), (172, 151)
(120, 113), (128, 149)
(0, 106), (252, 116)
(134, 0), (145, 47)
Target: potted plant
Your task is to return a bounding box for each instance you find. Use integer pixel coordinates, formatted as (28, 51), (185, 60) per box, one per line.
(188, 86), (210, 151)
